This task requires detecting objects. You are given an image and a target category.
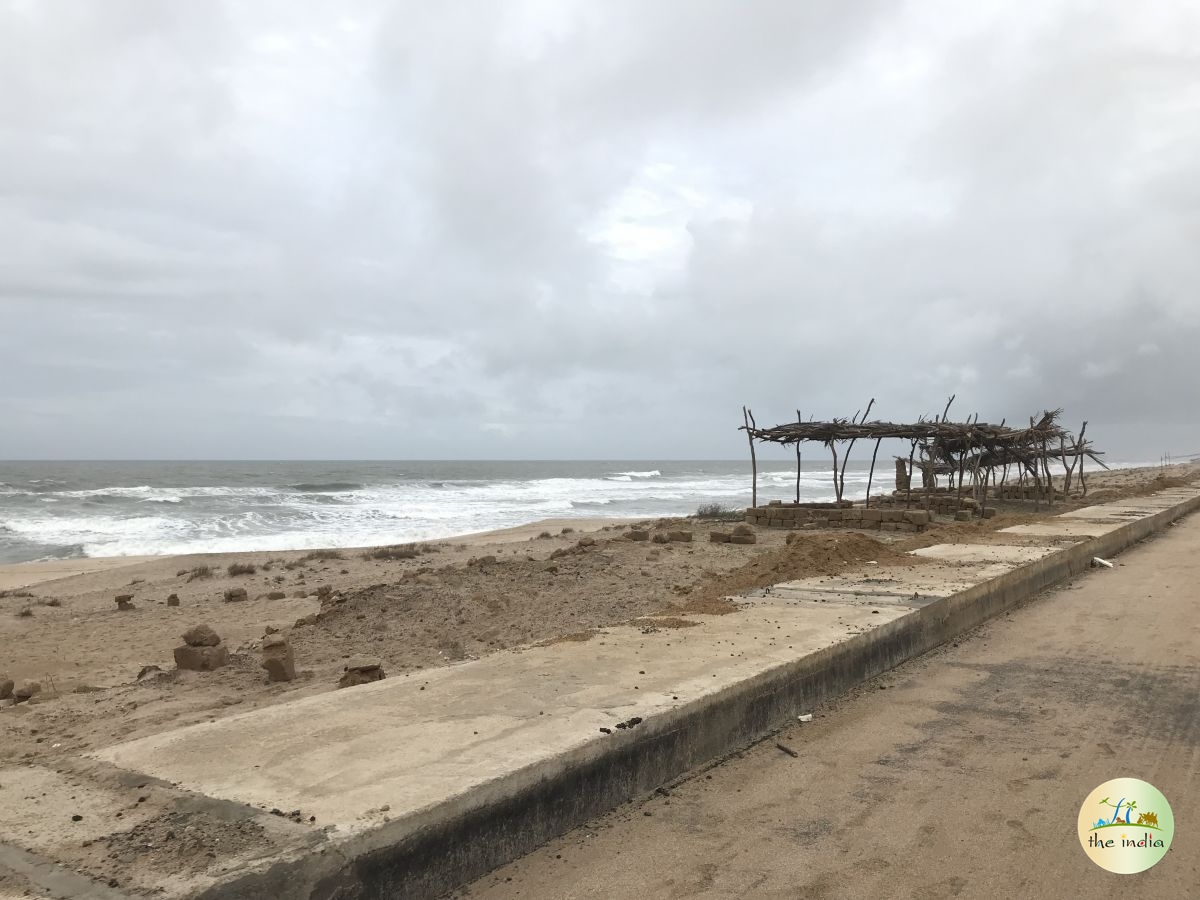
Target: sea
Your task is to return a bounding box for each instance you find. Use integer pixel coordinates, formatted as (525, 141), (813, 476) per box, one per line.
(0, 459), (893, 564)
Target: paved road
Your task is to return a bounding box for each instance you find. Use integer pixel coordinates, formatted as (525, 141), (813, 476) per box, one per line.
(463, 513), (1200, 899)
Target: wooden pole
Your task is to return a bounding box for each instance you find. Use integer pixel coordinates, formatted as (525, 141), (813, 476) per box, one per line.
(795, 409), (802, 504)
(1077, 422), (1088, 497)
(830, 444), (841, 503)
(743, 406), (758, 510)
(865, 437), (883, 509)
(905, 441), (917, 509)
(838, 398), (874, 502)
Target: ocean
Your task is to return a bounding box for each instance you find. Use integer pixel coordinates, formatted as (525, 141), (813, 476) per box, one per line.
(0, 459), (893, 564)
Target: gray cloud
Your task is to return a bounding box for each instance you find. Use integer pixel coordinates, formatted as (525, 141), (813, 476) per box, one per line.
(2, 0), (1198, 460)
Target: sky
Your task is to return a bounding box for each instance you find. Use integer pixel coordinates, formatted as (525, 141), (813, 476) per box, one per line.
(2, 0), (1198, 461)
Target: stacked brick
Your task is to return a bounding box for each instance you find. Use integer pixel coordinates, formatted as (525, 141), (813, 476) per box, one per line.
(874, 491), (990, 515)
(991, 485), (1065, 501)
(745, 502), (931, 532)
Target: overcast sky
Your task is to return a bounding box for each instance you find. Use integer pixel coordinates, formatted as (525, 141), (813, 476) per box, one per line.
(2, 0), (1198, 461)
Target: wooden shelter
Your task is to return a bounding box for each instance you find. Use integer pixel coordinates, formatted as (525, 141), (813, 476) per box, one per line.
(740, 397), (1105, 517)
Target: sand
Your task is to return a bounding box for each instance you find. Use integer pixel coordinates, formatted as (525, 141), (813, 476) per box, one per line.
(1, 464), (1194, 773)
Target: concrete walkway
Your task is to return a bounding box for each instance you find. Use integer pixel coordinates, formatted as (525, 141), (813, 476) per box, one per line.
(465, 503), (1200, 899)
(2, 484), (1198, 898)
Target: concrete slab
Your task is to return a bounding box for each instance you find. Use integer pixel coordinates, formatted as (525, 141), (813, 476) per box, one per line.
(758, 586), (940, 608)
(771, 562), (1016, 602)
(1056, 505), (1156, 520)
(1109, 495), (1198, 509)
(908, 543), (1059, 564)
(998, 520), (1122, 538)
(94, 602), (904, 838)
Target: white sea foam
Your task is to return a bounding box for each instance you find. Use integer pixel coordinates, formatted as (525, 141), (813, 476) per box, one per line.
(0, 463), (907, 561)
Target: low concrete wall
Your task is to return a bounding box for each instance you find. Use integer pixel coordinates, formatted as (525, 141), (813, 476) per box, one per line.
(201, 490), (1200, 900)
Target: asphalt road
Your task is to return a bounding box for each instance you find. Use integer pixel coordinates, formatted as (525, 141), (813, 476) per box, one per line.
(462, 513), (1200, 899)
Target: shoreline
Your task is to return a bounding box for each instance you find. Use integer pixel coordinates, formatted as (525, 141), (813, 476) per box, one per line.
(0, 516), (638, 591)
(1, 460), (1193, 593)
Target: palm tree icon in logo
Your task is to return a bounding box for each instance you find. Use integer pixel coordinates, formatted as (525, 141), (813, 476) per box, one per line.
(1092, 797), (1140, 830)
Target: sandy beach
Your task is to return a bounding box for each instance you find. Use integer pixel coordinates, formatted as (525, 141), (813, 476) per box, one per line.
(1, 463), (1195, 774)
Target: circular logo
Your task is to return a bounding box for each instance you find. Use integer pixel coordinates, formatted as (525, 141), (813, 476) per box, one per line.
(1078, 778), (1173, 873)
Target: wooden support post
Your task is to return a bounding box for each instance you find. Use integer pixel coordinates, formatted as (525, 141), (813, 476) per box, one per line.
(830, 443), (842, 504)
(865, 437), (882, 509)
(905, 441), (917, 509)
(743, 407), (758, 510)
(795, 409), (802, 504)
(1077, 422), (1088, 497)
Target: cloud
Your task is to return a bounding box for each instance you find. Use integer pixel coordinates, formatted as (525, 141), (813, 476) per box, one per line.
(1, 0), (1198, 459)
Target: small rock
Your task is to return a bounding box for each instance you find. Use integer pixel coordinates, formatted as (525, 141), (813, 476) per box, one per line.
(165, 593), (180, 607)
(0, 677), (12, 700)
(266, 591), (286, 600)
(173, 644), (229, 672)
(223, 587), (248, 603)
(577, 536), (595, 547)
(261, 635), (296, 682)
(708, 531), (731, 543)
(14, 681), (41, 703)
(136, 665), (167, 683)
(731, 523), (755, 537)
(626, 529), (650, 542)
(338, 657), (385, 688)
(667, 530), (693, 543)
(114, 595), (135, 611)
(182, 624), (222, 647)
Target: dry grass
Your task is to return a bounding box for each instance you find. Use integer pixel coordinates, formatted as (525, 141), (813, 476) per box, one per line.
(695, 502), (745, 522)
(361, 543), (439, 561)
(301, 549), (345, 562)
(227, 563), (257, 577)
(185, 566), (212, 582)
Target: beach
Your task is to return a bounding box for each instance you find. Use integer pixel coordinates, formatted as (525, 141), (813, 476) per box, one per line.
(0, 462), (1191, 761)
(0, 460), (1197, 894)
